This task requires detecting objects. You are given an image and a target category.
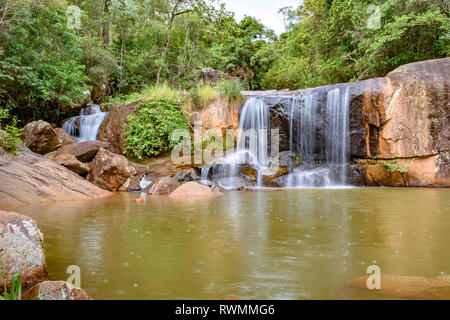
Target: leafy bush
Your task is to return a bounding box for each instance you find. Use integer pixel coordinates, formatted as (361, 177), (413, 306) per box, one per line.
(124, 98), (189, 159)
(218, 79), (244, 105)
(189, 83), (217, 109)
(382, 160), (409, 174)
(0, 108), (22, 155)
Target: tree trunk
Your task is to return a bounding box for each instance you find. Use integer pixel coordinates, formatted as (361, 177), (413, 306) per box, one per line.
(102, 0), (111, 47)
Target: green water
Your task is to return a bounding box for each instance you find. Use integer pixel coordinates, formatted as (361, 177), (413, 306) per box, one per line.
(15, 188), (450, 300)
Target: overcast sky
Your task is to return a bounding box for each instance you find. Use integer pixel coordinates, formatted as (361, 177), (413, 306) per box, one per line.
(220, 0), (302, 35)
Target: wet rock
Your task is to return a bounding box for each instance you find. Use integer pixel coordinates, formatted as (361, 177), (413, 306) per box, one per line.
(241, 166), (258, 182)
(54, 128), (74, 146)
(46, 153), (91, 176)
(21, 120), (62, 155)
(169, 182), (224, 198)
(56, 140), (113, 163)
(87, 148), (140, 192)
(171, 167), (200, 183)
(148, 177), (181, 195)
(23, 281), (92, 300)
(99, 100), (142, 154)
(339, 274), (450, 300)
(0, 211), (48, 291)
(0, 147), (112, 207)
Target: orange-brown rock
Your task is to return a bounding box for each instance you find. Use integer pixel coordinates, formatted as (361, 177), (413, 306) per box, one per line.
(339, 274), (450, 300)
(169, 182), (224, 198)
(99, 100), (142, 154)
(56, 140), (112, 163)
(23, 281), (92, 300)
(21, 120), (62, 155)
(148, 177), (180, 195)
(0, 147), (111, 208)
(0, 211), (48, 291)
(87, 148), (141, 191)
(54, 128), (74, 146)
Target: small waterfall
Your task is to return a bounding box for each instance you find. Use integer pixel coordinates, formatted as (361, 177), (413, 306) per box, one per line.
(62, 104), (107, 142)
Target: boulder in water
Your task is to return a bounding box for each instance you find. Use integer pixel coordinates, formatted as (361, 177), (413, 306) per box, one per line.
(56, 140), (113, 163)
(169, 182), (223, 198)
(0, 147), (112, 207)
(148, 177), (180, 195)
(21, 120), (62, 155)
(23, 281), (92, 300)
(0, 211), (48, 291)
(87, 148), (140, 192)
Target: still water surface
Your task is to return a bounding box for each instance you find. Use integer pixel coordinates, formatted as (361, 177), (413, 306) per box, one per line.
(16, 188), (450, 300)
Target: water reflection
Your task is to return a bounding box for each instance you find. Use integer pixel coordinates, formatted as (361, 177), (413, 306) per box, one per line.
(15, 188), (450, 299)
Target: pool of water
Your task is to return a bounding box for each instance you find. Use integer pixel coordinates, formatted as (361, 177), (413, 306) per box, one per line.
(15, 188), (450, 300)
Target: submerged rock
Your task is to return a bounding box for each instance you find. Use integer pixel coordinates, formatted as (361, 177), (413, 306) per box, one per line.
(0, 211), (48, 291)
(169, 182), (224, 198)
(23, 281), (92, 300)
(148, 177), (180, 195)
(339, 274), (450, 300)
(0, 147), (111, 207)
(21, 120), (62, 155)
(87, 148), (141, 192)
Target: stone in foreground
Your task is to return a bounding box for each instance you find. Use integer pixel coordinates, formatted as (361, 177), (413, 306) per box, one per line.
(169, 182), (224, 198)
(0, 211), (48, 291)
(23, 281), (92, 300)
(148, 177), (180, 195)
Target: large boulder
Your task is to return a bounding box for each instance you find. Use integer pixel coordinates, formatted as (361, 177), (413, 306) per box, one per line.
(148, 177), (180, 195)
(0, 147), (111, 208)
(21, 120), (62, 155)
(339, 274), (450, 300)
(87, 148), (142, 192)
(99, 100), (142, 154)
(169, 182), (223, 198)
(56, 140), (112, 163)
(0, 211), (48, 291)
(54, 128), (74, 146)
(46, 153), (91, 176)
(23, 281), (92, 300)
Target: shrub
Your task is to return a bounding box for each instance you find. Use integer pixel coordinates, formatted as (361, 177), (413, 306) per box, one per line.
(109, 83), (181, 107)
(124, 98), (189, 160)
(217, 79), (244, 105)
(382, 160), (409, 174)
(189, 83), (217, 109)
(0, 108), (22, 155)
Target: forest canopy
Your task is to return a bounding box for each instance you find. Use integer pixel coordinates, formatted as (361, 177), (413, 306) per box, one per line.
(0, 0), (448, 123)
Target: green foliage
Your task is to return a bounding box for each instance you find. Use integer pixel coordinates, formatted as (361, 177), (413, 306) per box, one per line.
(382, 160), (409, 174)
(218, 79), (244, 105)
(0, 108), (22, 155)
(189, 83), (217, 109)
(0, 255), (22, 300)
(124, 98), (189, 160)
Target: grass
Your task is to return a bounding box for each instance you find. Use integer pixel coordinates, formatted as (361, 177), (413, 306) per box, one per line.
(109, 83), (181, 106)
(217, 79), (244, 105)
(189, 83), (217, 109)
(0, 255), (22, 300)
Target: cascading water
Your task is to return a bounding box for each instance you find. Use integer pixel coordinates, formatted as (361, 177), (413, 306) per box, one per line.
(286, 87), (350, 187)
(62, 104), (108, 142)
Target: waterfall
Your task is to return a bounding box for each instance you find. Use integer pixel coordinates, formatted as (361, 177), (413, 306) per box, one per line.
(62, 105), (108, 142)
(287, 87), (350, 187)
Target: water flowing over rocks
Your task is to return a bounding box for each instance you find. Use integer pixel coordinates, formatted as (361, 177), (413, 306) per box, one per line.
(0, 147), (111, 208)
(0, 211), (48, 291)
(21, 120), (62, 155)
(62, 105), (108, 143)
(23, 281), (92, 300)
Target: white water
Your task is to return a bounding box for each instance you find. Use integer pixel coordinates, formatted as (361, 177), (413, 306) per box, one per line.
(62, 105), (107, 142)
